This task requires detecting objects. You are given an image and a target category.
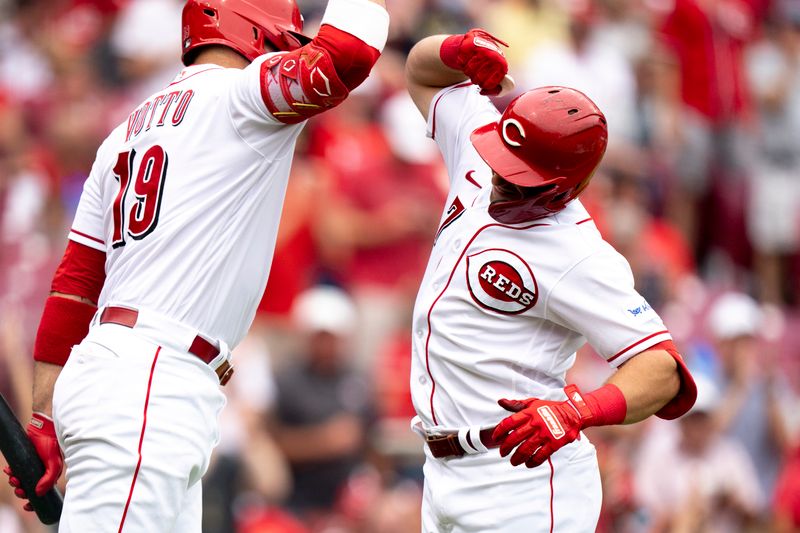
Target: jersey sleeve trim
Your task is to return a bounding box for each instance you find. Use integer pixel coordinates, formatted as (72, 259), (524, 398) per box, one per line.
(607, 330), (672, 366)
(428, 82), (473, 140)
(320, 0), (390, 51)
(166, 67), (224, 88)
(69, 228), (105, 251)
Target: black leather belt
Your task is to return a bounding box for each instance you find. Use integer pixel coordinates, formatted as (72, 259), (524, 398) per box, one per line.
(426, 428), (499, 458)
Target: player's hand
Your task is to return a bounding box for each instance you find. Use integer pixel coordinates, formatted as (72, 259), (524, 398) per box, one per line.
(441, 29), (509, 95)
(492, 385), (591, 468)
(3, 412), (63, 509)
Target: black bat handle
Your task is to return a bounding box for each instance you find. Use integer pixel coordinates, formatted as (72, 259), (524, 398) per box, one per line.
(0, 394), (63, 525)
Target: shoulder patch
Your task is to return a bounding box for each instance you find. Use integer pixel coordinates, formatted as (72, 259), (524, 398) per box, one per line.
(466, 248), (538, 314)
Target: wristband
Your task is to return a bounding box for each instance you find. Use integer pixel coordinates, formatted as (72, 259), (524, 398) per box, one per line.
(581, 383), (627, 427)
(439, 34), (464, 70)
(33, 296), (97, 366)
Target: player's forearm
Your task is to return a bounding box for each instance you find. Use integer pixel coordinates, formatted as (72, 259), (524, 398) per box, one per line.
(31, 362), (63, 416)
(406, 35), (468, 89)
(272, 415), (364, 461)
(606, 349), (680, 424)
(32, 292), (95, 416)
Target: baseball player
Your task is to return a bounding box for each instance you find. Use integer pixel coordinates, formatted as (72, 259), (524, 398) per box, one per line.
(404, 30), (698, 532)
(3, 0), (389, 530)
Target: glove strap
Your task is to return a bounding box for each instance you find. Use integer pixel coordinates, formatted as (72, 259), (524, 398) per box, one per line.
(564, 384), (593, 421)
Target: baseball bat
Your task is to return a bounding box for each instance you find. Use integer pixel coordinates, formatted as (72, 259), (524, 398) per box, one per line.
(0, 393), (63, 525)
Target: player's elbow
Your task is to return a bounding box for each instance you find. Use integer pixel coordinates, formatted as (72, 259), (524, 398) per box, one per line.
(313, 25), (382, 91)
(645, 344), (697, 420)
(636, 349), (681, 407)
(661, 363), (682, 406)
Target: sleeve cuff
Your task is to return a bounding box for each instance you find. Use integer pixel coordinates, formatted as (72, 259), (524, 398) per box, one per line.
(69, 228), (105, 252)
(606, 330), (673, 368)
(321, 0), (390, 52)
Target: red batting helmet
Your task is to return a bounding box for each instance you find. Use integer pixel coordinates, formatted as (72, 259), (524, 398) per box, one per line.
(181, 0), (311, 66)
(471, 86), (608, 223)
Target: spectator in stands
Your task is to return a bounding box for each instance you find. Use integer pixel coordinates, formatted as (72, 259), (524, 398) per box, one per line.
(635, 375), (765, 532)
(653, 0), (757, 262)
(308, 84), (445, 366)
(707, 293), (789, 500)
(270, 286), (374, 522)
(774, 446), (800, 532)
(745, 4), (800, 305)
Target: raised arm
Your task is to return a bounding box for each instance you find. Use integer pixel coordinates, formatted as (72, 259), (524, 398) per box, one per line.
(257, 0), (390, 124)
(405, 30), (511, 120)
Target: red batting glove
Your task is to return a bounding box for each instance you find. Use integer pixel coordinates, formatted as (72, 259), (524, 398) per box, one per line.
(492, 384), (626, 468)
(440, 29), (509, 96)
(3, 412), (63, 511)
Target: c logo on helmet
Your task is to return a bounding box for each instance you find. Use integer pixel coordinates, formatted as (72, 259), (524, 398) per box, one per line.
(502, 119), (526, 147)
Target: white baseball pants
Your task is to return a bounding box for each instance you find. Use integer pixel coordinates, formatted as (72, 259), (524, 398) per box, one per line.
(421, 437), (601, 532)
(52, 323), (226, 532)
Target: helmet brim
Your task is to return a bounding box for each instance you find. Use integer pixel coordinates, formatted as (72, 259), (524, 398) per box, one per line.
(470, 121), (559, 188)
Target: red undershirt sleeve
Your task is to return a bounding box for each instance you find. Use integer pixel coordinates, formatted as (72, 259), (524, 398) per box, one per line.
(647, 340), (697, 420)
(33, 241), (106, 366)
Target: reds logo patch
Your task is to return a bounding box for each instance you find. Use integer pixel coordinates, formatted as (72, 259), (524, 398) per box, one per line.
(466, 249), (538, 314)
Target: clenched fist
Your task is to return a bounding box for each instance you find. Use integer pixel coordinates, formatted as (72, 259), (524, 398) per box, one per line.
(4, 412), (63, 511)
(492, 385), (608, 468)
(440, 29), (509, 95)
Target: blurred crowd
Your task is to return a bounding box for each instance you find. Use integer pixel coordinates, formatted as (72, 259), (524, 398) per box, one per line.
(1, 0), (800, 531)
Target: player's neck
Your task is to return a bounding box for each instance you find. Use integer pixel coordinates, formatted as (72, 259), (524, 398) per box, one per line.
(191, 47), (250, 70)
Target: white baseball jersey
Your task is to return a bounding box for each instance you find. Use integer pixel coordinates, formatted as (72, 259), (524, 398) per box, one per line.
(68, 56), (309, 348)
(411, 83), (672, 430)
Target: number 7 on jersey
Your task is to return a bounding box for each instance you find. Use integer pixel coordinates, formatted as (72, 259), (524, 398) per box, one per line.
(111, 145), (169, 249)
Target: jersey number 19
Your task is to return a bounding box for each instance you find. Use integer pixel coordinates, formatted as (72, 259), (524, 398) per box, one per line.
(111, 145), (168, 249)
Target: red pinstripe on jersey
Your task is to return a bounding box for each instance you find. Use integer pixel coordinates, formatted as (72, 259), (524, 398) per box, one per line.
(70, 228), (104, 246)
(607, 330), (670, 363)
(424, 221), (548, 424)
(166, 67), (222, 88)
(118, 347), (161, 532)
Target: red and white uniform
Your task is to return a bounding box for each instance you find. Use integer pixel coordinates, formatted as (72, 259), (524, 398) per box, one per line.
(71, 58), (308, 348)
(411, 83), (672, 532)
(50, 2), (389, 531)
